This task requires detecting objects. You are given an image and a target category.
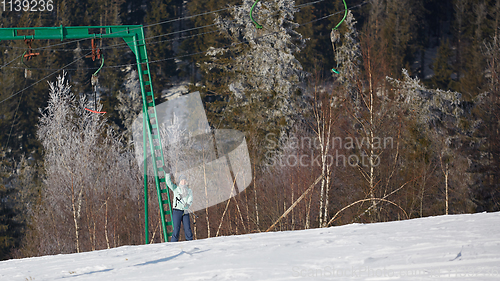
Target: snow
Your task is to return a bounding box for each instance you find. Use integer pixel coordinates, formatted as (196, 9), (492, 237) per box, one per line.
(2, 212), (500, 280)
(161, 84), (189, 100)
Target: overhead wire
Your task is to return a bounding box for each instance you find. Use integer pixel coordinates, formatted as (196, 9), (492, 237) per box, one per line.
(0, 0), (367, 162)
(302, 0), (367, 27)
(333, 0), (348, 30)
(113, 0), (334, 48)
(0, 4), (244, 52)
(143, 4), (243, 29)
(0, 53), (24, 70)
(3, 78), (26, 161)
(0, 0), (368, 72)
(0, 0), (317, 72)
(107, 0), (369, 68)
(0, 51), (92, 105)
(60, 0), (325, 51)
(0, 0), (328, 53)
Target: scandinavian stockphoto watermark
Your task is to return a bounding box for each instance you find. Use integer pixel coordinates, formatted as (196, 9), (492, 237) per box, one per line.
(291, 265), (500, 279)
(132, 91), (252, 212)
(265, 133), (394, 168)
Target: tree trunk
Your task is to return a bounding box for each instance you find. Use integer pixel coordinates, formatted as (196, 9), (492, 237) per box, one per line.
(70, 175), (83, 253)
(368, 46), (378, 220)
(203, 160), (210, 238)
(445, 163), (449, 215)
(253, 167), (260, 231)
(306, 190), (313, 229)
(105, 200), (110, 249)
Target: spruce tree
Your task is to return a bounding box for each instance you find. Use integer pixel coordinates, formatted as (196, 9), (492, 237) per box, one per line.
(431, 39), (454, 90)
(202, 0), (307, 137)
(0, 182), (23, 261)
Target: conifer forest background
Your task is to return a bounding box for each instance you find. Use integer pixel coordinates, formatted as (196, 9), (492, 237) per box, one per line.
(1, 0), (500, 260)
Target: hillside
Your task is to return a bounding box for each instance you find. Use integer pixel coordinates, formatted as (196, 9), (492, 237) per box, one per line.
(1, 212), (499, 281)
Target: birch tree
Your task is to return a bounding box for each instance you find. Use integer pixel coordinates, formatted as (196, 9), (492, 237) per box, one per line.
(336, 11), (385, 220)
(334, 11), (409, 222)
(37, 73), (142, 254)
(38, 73), (90, 253)
(310, 82), (338, 227)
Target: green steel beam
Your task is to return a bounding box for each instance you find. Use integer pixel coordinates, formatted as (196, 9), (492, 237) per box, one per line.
(0, 25), (142, 41)
(0, 25), (173, 244)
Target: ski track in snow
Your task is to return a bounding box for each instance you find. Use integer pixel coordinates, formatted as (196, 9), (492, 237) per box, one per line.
(1, 212), (499, 280)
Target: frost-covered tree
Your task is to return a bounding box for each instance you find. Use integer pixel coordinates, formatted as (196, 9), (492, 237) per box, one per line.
(36, 73), (142, 255)
(38, 73), (101, 253)
(334, 11), (361, 100)
(116, 67), (142, 132)
(388, 69), (477, 130)
(204, 0), (307, 133)
(388, 69), (482, 215)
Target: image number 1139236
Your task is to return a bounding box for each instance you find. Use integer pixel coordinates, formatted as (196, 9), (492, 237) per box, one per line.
(1, 0), (53, 12)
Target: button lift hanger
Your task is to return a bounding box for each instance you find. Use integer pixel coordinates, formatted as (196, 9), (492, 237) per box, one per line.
(84, 38), (106, 114)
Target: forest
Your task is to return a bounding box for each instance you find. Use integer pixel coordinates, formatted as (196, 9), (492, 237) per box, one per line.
(1, 0), (500, 260)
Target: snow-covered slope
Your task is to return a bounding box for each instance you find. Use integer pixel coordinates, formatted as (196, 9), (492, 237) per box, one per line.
(2, 212), (499, 280)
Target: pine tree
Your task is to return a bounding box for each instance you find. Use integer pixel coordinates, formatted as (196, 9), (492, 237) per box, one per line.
(335, 11), (361, 99)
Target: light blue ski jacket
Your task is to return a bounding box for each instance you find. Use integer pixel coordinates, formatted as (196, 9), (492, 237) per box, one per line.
(166, 174), (193, 211)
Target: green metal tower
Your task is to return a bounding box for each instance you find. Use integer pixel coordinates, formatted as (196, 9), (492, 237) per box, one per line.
(0, 25), (174, 243)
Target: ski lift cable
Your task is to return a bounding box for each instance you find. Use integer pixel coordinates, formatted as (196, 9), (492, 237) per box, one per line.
(0, 0), (328, 52)
(0, 53), (24, 70)
(0, 1), (367, 157)
(105, 0), (327, 48)
(77, 0), (327, 50)
(2, 50), (100, 158)
(0, 1), (366, 152)
(141, 0), (321, 45)
(143, 4), (244, 29)
(135, 1), (369, 67)
(0, 1), (368, 72)
(0, 5), (244, 52)
(250, 0), (327, 29)
(299, 0), (366, 27)
(0, 0), (329, 72)
(2, 79), (27, 162)
(0, 27), (222, 71)
(0, 51), (93, 105)
(0, 19), (232, 52)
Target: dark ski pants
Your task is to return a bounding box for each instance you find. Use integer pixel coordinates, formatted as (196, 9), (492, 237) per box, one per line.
(171, 209), (193, 242)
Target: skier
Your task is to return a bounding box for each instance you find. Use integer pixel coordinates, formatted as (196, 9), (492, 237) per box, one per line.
(166, 173), (193, 242)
